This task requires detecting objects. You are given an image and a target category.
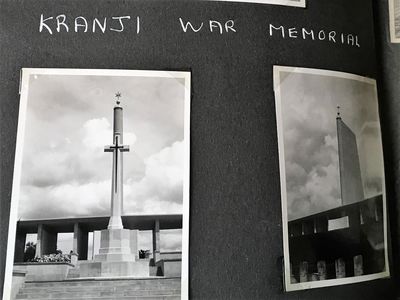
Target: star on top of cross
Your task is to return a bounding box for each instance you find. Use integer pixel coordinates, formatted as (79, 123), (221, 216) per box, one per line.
(115, 92), (122, 106)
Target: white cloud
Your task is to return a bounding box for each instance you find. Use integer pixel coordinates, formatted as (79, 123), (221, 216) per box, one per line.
(160, 230), (182, 251)
(136, 230), (182, 252)
(19, 137), (184, 219)
(83, 118), (137, 150)
(286, 133), (341, 220)
(124, 141), (184, 215)
(19, 180), (111, 219)
(19, 137), (184, 218)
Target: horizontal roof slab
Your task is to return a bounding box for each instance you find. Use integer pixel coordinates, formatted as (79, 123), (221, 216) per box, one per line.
(17, 214), (182, 233)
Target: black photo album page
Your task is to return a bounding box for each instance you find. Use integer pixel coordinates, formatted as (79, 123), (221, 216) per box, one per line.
(0, 0), (399, 299)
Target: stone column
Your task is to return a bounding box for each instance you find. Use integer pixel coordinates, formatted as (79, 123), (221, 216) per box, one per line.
(36, 224), (57, 257)
(152, 220), (160, 262)
(299, 261), (308, 282)
(315, 217), (328, 233)
(290, 263), (297, 283)
(353, 255), (363, 276)
(310, 273), (319, 281)
(14, 230), (26, 262)
(73, 223), (88, 260)
(130, 230), (139, 260)
(374, 199), (381, 222)
(35, 225), (42, 257)
(335, 258), (346, 278)
(317, 260), (327, 280)
(92, 230), (101, 259)
(348, 207), (361, 232)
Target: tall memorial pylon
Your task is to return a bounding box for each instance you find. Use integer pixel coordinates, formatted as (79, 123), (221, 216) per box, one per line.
(336, 106), (364, 206)
(79, 94), (148, 277)
(104, 92), (129, 230)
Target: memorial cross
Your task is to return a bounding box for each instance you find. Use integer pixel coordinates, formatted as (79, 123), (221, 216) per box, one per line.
(104, 93), (130, 229)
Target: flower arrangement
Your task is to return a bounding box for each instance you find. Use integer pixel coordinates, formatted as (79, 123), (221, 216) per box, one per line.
(139, 249), (150, 259)
(29, 253), (71, 263)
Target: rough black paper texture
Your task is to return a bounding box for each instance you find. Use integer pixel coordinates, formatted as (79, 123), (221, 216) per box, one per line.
(0, 0), (397, 298)
(373, 0), (400, 297)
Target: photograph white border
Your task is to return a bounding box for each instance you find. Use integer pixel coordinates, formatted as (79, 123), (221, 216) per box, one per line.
(389, 0), (400, 43)
(216, 0), (305, 7)
(3, 68), (191, 300)
(273, 66), (390, 291)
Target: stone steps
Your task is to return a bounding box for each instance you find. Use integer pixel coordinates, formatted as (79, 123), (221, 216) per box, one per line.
(21, 285), (180, 293)
(22, 281), (180, 290)
(16, 290), (181, 299)
(17, 297), (180, 300)
(16, 278), (181, 300)
(23, 278), (180, 287)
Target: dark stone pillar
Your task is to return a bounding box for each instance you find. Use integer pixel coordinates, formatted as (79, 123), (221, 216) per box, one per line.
(335, 258), (346, 278)
(302, 220), (314, 235)
(73, 223), (88, 260)
(354, 255), (364, 276)
(315, 217), (328, 233)
(14, 230), (26, 262)
(35, 225), (42, 257)
(289, 222), (302, 237)
(36, 224), (57, 257)
(317, 260), (327, 280)
(290, 263), (297, 283)
(348, 207), (361, 229)
(299, 261), (308, 282)
(152, 220), (160, 262)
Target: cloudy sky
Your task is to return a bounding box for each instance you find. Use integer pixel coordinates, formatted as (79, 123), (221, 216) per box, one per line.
(277, 70), (384, 221)
(19, 71), (187, 251)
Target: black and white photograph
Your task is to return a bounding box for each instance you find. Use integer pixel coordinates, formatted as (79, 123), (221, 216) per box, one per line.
(274, 66), (390, 291)
(211, 0), (305, 7)
(389, 0), (400, 42)
(3, 68), (191, 300)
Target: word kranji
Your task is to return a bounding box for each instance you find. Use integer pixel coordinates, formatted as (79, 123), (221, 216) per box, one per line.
(269, 24), (361, 47)
(39, 14), (140, 34)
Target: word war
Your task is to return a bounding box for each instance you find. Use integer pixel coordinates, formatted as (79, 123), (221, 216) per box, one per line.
(179, 18), (236, 34)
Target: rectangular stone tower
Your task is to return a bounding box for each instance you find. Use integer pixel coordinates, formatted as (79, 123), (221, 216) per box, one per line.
(337, 115), (364, 205)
